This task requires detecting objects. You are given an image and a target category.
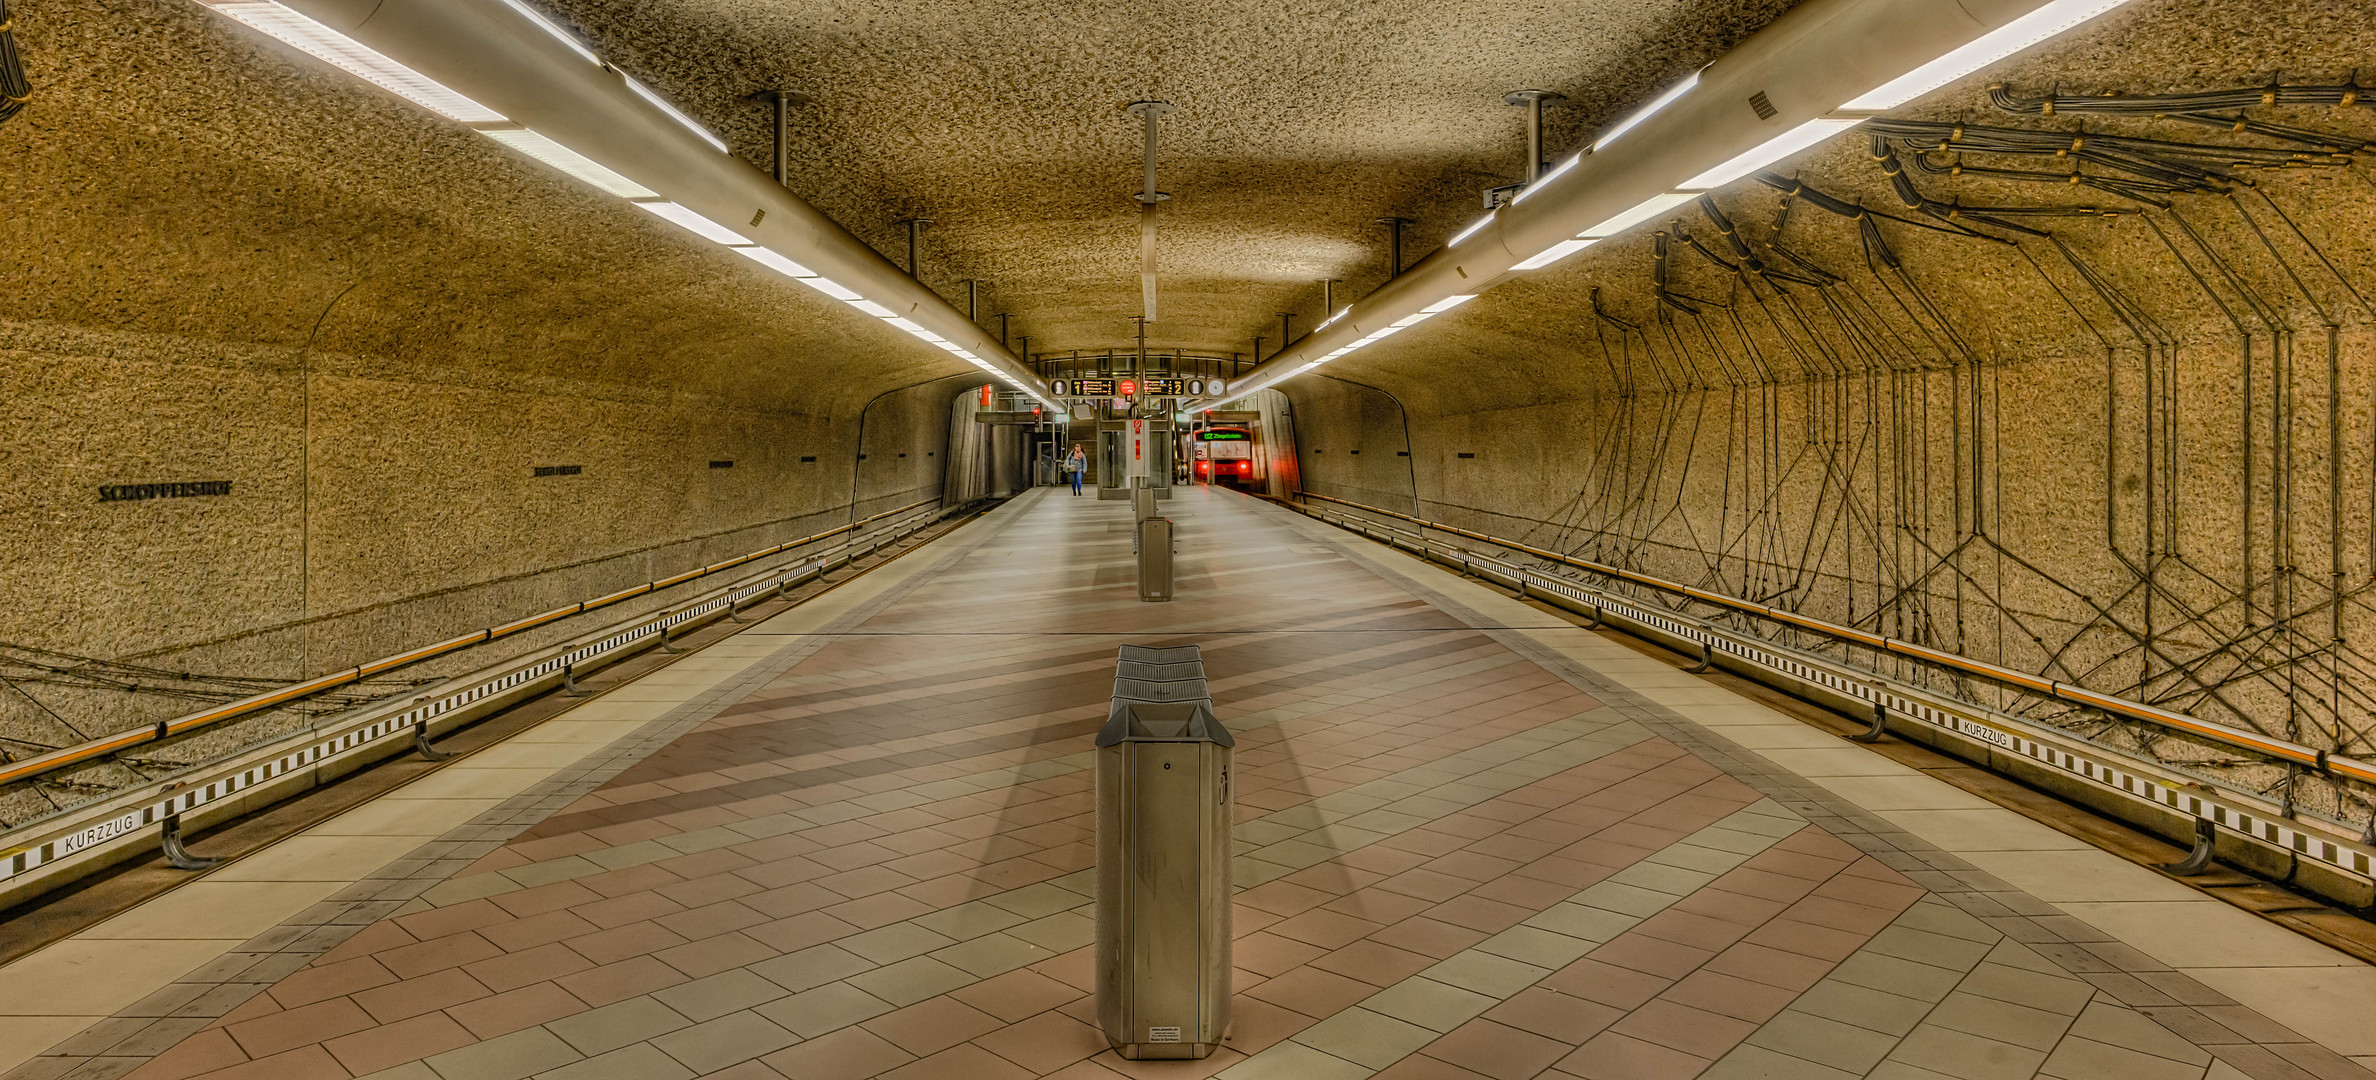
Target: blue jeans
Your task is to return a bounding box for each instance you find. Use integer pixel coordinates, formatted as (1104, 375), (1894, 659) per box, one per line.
(1070, 471), (1083, 494)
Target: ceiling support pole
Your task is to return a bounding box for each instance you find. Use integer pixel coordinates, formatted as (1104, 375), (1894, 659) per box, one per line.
(1376, 217), (1415, 279)
(1503, 89), (1564, 183)
(893, 217), (932, 278)
(1127, 100), (1173, 325)
(750, 89), (808, 186)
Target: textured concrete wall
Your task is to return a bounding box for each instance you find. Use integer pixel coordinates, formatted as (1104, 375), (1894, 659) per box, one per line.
(0, 0), (982, 818)
(1285, 0), (2376, 821)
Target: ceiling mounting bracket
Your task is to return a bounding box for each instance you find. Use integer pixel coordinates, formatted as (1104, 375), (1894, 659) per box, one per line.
(1503, 89), (1566, 184)
(749, 88), (810, 186)
(1128, 100), (1173, 324)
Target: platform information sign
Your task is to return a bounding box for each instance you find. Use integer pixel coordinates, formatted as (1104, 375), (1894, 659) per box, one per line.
(1049, 376), (1218, 398)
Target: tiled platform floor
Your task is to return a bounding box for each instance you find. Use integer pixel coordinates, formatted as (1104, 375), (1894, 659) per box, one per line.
(16, 486), (2376, 1080)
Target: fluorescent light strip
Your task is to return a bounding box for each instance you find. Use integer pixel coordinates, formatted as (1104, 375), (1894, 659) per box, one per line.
(498, 0), (600, 65)
(482, 129), (654, 197)
(848, 299), (897, 318)
(1448, 213), (1497, 245)
(621, 73), (730, 154)
(209, 2), (505, 123)
(1422, 294), (1478, 314)
(634, 201), (751, 245)
(1512, 237), (1598, 271)
(732, 246), (816, 279)
(801, 277), (862, 301)
(1583, 191), (1697, 238)
(1390, 312), (1435, 329)
(1593, 71), (1701, 150)
(1845, 0), (2136, 110)
(1513, 156), (1579, 204)
(1680, 118), (1863, 190)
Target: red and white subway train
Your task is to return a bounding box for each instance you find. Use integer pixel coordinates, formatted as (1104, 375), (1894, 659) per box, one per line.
(1191, 426), (1259, 490)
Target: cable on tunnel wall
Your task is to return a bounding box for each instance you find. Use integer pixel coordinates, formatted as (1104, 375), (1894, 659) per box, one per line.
(1382, 78), (2376, 834)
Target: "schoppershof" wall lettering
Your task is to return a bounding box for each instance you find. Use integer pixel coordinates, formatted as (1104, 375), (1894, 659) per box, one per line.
(97, 481), (233, 503)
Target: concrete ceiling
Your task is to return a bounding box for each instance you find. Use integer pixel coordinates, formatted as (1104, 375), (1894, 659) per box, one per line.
(13, 0), (2358, 410)
(456, 0), (1803, 359)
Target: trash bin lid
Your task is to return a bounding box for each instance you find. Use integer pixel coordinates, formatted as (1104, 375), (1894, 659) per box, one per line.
(1096, 699), (1234, 747)
(1118, 644), (1201, 665)
(1112, 677), (1210, 703)
(1116, 660), (1205, 683)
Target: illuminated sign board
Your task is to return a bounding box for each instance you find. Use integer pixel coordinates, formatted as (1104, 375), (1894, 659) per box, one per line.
(1196, 430), (1250, 441)
(1048, 376), (1223, 399)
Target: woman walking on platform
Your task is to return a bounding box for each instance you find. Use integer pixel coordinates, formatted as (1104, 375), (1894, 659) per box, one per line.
(1065, 444), (1087, 496)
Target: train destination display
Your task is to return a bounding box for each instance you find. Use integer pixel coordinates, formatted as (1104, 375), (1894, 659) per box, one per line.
(1049, 376), (1221, 398)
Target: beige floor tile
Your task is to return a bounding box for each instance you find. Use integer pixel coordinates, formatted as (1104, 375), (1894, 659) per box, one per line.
(2057, 900), (2364, 969)
(461, 742), (605, 770)
(2185, 965), (2376, 1056)
(508, 720), (649, 745)
(0, 1014), (108, 1075)
(1667, 705), (1798, 729)
(210, 833), (430, 883)
(1713, 724), (1850, 751)
(1755, 747), (1917, 778)
(1815, 773), (1995, 811)
(311, 797), (505, 836)
(537, 699), (680, 724)
(0, 937), (238, 1014)
(1634, 684), (1755, 704)
(77, 880), (344, 940)
(1877, 809), (2094, 853)
(1958, 849), (2206, 904)
(390, 767), (560, 800)
(616, 669), (736, 688)
(659, 656), (765, 672)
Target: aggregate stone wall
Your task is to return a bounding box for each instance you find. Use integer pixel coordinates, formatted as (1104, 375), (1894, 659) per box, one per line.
(1283, 0), (2376, 819)
(0, 0), (982, 819)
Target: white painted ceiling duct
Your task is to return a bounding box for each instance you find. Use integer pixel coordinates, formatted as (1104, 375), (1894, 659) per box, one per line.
(195, 0), (1059, 410)
(1214, 0), (2136, 404)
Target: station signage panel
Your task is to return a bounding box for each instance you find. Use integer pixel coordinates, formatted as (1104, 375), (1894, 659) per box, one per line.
(1048, 376), (1224, 399)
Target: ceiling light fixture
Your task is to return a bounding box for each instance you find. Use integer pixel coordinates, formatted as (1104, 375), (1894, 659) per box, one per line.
(1421, 294), (1478, 314)
(1844, 0), (2137, 110)
(620, 73), (729, 154)
(209, 1), (505, 122)
(801, 277), (864, 301)
(1592, 71), (1701, 151)
(1447, 213), (1496, 246)
(1582, 191), (1697, 237)
(732, 246), (817, 279)
(633, 201), (751, 245)
(1678, 118), (1863, 190)
(1512, 156), (1579, 203)
(483, 128), (655, 197)
(497, 0), (599, 65)
(1512, 237), (1597, 271)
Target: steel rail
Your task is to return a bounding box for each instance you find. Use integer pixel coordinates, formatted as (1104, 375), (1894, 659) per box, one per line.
(1296, 492), (2376, 786)
(0, 499), (938, 789)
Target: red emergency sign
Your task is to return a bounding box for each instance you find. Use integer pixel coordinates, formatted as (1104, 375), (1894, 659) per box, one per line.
(1118, 379), (1138, 396)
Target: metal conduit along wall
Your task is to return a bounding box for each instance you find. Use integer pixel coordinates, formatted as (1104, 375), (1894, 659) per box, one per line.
(0, 498), (968, 908)
(1294, 492), (2376, 790)
(1211, 0), (2078, 406)
(0, 498), (945, 793)
(1288, 492), (2376, 906)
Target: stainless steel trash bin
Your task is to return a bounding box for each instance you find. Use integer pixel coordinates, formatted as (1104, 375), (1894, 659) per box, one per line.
(1137, 518), (1174, 602)
(1097, 647), (1232, 1060)
(1133, 484), (1158, 522)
